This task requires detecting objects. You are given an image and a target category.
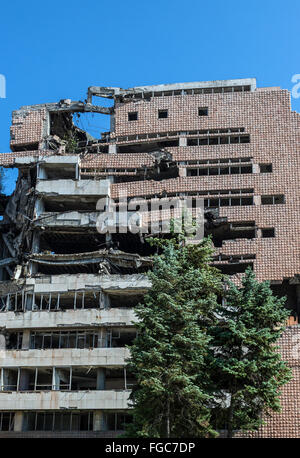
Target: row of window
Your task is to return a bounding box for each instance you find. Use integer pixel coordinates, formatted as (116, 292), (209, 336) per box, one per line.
(81, 163), (272, 177)
(187, 134), (250, 146)
(115, 127), (245, 143)
(187, 163), (272, 176)
(24, 412), (131, 432)
(180, 156), (250, 165)
(187, 165), (252, 176)
(0, 411), (132, 432)
(128, 107), (209, 121)
(7, 329), (136, 350)
(203, 194), (284, 208)
(124, 85), (251, 100)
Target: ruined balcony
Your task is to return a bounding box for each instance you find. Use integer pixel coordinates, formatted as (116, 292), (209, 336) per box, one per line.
(36, 179), (110, 197)
(0, 390), (130, 411)
(0, 308), (137, 330)
(0, 347), (130, 368)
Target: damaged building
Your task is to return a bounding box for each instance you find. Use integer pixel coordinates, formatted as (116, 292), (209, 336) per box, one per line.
(0, 78), (299, 437)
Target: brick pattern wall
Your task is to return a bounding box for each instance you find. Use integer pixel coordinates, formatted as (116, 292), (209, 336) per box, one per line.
(10, 108), (47, 148)
(110, 88), (300, 283)
(112, 89), (291, 137)
(238, 326), (300, 438)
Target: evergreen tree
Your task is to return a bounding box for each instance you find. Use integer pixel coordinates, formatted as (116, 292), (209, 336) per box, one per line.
(124, 236), (223, 438)
(209, 268), (291, 437)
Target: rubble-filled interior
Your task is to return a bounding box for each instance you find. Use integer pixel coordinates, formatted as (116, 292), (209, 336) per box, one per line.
(0, 78), (299, 437)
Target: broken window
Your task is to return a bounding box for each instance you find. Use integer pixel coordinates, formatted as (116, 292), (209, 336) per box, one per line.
(158, 109), (168, 119)
(30, 329), (99, 349)
(25, 411), (93, 431)
(0, 292), (24, 312)
(106, 412), (132, 431)
(71, 367), (97, 390)
(32, 291), (102, 311)
(108, 293), (143, 308)
(0, 412), (14, 431)
(6, 332), (23, 349)
(198, 107), (208, 116)
(187, 134), (250, 146)
(207, 221), (256, 247)
(128, 112), (138, 121)
(106, 328), (137, 348)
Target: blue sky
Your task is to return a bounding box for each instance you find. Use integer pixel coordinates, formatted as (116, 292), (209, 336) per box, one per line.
(0, 0), (299, 193)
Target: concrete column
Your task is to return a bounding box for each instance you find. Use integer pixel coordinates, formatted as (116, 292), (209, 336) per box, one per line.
(179, 137), (187, 147)
(108, 144), (117, 154)
(13, 412), (24, 432)
(93, 410), (108, 431)
(52, 367), (60, 390)
(19, 369), (30, 391)
(0, 368), (3, 391)
(256, 228), (262, 239)
(35, 198), (45, 217)
(253, 195), (261, 205)
(38, 165), (47, 179)
(32, 231), (40, 254)
(25, 294), (33, 311)
(105, 232), (113, 248)
(252, 163), (260, 173)
(53, 368), (70, 390)
(0, 329), (6, 349)
(2, 369), (9, 391)
(21, 330), (30, 349)
(178, 167), (186, 177)
(96, 368), (106, 390)
(97, 328), (108, 348)
(101, 293), (110, 310)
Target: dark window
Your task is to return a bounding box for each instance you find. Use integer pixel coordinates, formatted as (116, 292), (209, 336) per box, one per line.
(261, 196), (273, 205)
(261, 228), (275, 238)
(274, 195), (285, 204)
(158, 109), (168, 119)
(240, 135), (250, 143)
(198, 107), (208, 116)
(241, 165), (252, 173)
(220, 136), (229, 144)
(198, 138), (208, 145)
(209, 137), (218, 145)
(262, 195), (284, 205)
(231, 166), (240, 174)
(260, 163), (272, 173)
(220, 167), (229, 175)
(231, 198), (241, 206)
(241, 197), (253, 205)
(128, 112), (138, 121)
(187, 138), (198, 146)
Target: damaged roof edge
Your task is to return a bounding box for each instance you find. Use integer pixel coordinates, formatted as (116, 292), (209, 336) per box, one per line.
(87, 78), (257, 100)
(12, 78), (257, 117)
(16, 99), (112, 115)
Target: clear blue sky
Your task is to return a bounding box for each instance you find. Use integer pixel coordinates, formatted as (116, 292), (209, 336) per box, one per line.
(1, 0), (299, 193)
